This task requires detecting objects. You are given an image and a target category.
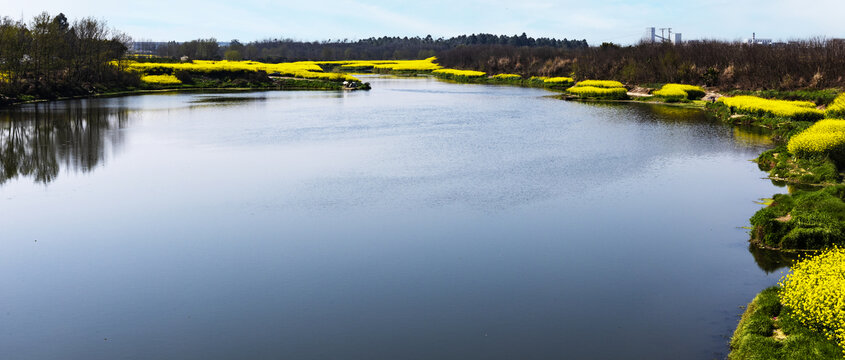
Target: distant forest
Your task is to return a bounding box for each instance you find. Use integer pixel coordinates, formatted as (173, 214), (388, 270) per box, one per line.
(144, 34), (845, 91)
(436, 40), (845, 90)
(146, 33), (589, 62)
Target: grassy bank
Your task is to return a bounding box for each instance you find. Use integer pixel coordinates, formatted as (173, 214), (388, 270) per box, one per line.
(0, 59), (376, 108)
(750, 186), (845, 250)
(731, 248), (845, 359)
(0, 77), (354, 107)
(729, 287), (841, 360)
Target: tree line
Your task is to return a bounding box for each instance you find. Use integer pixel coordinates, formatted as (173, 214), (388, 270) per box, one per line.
(436, 39), (845, 90)
(146, 33), (588, 62)
(0, 12), (135, 102)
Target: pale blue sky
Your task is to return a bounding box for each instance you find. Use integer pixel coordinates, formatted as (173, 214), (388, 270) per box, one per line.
(2, 0), (844, 44)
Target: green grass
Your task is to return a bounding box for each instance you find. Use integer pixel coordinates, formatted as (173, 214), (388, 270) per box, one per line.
(756, 145), (841, 185)
(729, 286), (841, 360)
(750, 185), (845, 249)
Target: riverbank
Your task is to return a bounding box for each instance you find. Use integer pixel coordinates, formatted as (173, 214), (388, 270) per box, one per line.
(729, 286), (841, 360)
(0, 77), (366, 108)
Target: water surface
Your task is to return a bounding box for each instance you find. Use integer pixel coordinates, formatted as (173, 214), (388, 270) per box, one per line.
(1, 77), (784, 359)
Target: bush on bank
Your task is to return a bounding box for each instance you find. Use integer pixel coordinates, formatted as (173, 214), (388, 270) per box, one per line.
(728, 286), (841, 360)
(718, 96), (824, 122)
(750, 185), (845, 250)
(653, 83), (706, 101)
(778, 247), (845, 357)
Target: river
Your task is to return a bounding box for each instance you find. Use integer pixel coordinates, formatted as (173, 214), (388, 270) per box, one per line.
(0, 76), (786, 359)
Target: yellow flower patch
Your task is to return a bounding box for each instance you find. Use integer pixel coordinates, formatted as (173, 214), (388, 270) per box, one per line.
(779, 247), (845, 355)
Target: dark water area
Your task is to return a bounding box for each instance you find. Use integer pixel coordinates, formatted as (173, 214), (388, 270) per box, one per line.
(1, 77), (787, 359)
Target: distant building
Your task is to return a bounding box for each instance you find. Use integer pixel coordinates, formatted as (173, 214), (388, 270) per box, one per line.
(747, 33), (772, 46)
(644, 27), (682, 44)
(645, 27), (656, 43)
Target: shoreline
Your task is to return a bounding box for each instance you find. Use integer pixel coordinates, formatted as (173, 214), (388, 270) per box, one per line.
(1, 85), (363, 109)
(729, 286), (841, 359)
(1, 73), (372, 109)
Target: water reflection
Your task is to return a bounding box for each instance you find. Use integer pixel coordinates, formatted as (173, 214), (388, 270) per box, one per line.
(578, 101), (718, 124)
(733, 126), (774, 147)
(189, 95), (268, 106)
(644, 103), (710, 122)
(748, 244), (801, 273)
(0, 100), (130, 185)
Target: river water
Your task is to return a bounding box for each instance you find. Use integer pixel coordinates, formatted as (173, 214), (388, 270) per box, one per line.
(0, 76), (786, 359)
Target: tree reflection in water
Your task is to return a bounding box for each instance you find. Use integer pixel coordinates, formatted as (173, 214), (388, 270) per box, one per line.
(747, 243), (802, 273)
(0, 99), (131, 185)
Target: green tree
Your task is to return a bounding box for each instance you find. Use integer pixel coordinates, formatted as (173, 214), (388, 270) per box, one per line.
(224, 49), (242, 61)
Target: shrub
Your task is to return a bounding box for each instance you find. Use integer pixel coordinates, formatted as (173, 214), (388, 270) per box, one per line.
(729, 286), (842, 360)
(542, 76), (574, 89)
(491, 73), (521, 80)
(751, 186), (845, 249)
(826, 93), (845, 118)
(573, 79), (625, 88)
(526, 76), (548, 86)
(718, 96), (825, 122)
(727, 89), (840, 106)
(654, 83), (706, 100)
(652, 87), (687, 102)
(567, 85), (628, 100)
(778, 247), (845, 356)
(432, 68), (487, 80)
(140, 74), (181, 85)
(173, 70), (194, 84)
(787, 119), (845, 163)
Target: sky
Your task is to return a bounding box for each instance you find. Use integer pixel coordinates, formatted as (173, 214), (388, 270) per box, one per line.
(1, 0), (844, 44)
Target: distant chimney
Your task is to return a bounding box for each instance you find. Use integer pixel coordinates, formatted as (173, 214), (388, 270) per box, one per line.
(675, 33), (682, 44)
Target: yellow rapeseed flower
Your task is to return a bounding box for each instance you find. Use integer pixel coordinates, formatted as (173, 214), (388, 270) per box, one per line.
(432, 69), (487, 79)
(778, 247), (845, 355)
(787, 119), (845, 156)
(827, 93), (845, 118)
(544, 77), (574, 84)
(140, 74), (181, 84)
(567, 85), (627, 98)
(574, 80), (625, 88)
(492, 73), (522, 80)
(372, 57), (441, 72)
(718, 95), (824, 121)
(653, 83), (706, 100)
(126, 60), (360, 82)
